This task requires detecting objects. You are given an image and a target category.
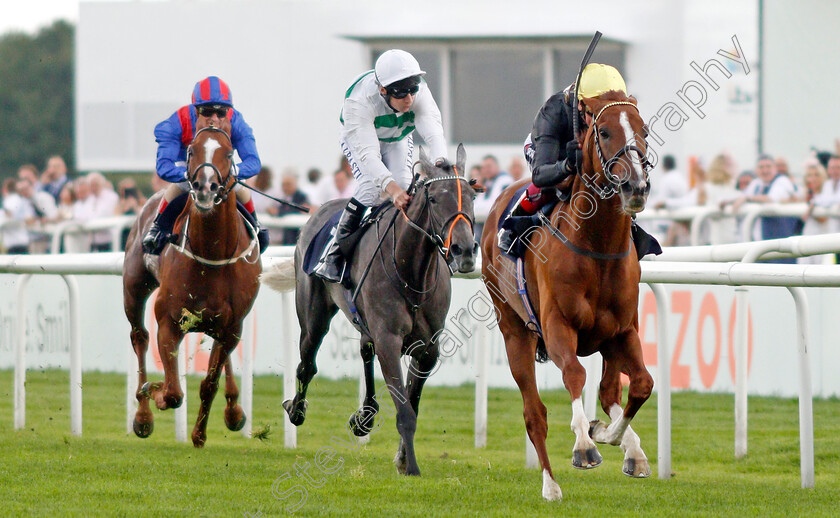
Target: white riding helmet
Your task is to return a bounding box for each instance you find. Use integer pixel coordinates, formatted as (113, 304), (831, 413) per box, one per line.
(374, 49), (426, 87)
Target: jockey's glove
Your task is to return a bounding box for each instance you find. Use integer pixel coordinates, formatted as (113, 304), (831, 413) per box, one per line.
(565, 140), (580, 175)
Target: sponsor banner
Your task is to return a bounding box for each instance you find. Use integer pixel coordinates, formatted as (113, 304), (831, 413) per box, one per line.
(1, 275), (838, 398)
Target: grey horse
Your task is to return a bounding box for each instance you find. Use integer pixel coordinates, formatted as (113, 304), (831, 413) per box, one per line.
(263, 145), (479, 476)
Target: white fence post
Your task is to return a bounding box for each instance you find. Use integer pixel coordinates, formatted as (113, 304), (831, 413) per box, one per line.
(734, 287), (749, 458)
(788, 287), (815, 488)
(282, 291), (297, 448)
(648, 283), (671, 479)
(174, 344), (187, 442)
(474, 320), (488, 448)
(584, 353), (601, 421)
(240, 311), (254, 438)
(14, 274), (32, 431)
(64, 275), (82, 436)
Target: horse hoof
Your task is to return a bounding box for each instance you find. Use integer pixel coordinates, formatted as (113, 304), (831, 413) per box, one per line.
(138, 381), (156, 398)
(572, 447), (602, 469)
(283, 398), (307, 426)
(623, 458), (651, 478)
(225, 408), (247, 432)
(394, 451), (407, 475)
(542, 470), (563, 502)
(192, 435), (206, 448)
(132, 418), (154, 438)
(348, 411), (375, 437)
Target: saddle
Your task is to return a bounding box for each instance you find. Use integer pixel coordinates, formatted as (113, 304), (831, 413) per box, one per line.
(302, 201), (392, 284)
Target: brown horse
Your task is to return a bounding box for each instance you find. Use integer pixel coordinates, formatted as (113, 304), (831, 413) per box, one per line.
(123, 117), (261, 447)
(481, 91), (654, 500)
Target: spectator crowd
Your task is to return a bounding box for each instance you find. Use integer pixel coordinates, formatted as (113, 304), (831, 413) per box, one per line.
(4, 144), (840, 260)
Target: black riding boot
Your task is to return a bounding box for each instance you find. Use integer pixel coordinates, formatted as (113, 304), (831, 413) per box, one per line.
(496, 193), (528, 254)
(248, 210), (270, 253)
(142, 194), (188, 255)
(314, 198), (367, 283)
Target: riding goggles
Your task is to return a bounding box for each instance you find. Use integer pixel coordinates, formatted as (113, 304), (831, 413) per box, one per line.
(197, 104), (230, 118)
(386, 76), (421, 99)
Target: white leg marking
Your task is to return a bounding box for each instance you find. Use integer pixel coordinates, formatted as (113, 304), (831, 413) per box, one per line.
(591, 402), (629, 445)
(619, 111), (647, 190)
(607, 403), (650, 477)
(542, 469), (562, 501)
(570, 398), (596, 452)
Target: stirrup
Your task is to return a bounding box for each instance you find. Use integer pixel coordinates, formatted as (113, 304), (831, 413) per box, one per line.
(497, 227), (516, 254)
(142, 225), (168, 255)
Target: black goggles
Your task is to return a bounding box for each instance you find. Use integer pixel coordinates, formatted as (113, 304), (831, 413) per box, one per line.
(197, 104), (230, 118)
(386, 77), (421, 99)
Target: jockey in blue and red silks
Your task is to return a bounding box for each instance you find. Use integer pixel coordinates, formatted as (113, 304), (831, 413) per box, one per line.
(143, 76), (269, 255)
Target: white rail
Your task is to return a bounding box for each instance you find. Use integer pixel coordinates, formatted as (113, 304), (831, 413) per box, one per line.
(3, 232), (839, 488)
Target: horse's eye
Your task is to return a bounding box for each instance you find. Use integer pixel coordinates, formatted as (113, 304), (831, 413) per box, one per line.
(429, 195), (437, 204)
(599, 129), (609, 139)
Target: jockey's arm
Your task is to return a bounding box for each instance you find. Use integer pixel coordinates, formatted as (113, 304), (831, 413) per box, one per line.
(412, 85), (448, 162)
(230, 113), (261, 180)
(154, 115), (188, 183)
(343, 98), (399, 194)
(531, 94), (576, 188)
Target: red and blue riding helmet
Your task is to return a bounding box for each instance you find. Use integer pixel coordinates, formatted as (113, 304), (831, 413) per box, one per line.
(191, 76), (233, 107)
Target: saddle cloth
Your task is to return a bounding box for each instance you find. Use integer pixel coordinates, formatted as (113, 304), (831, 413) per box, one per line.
(498, 186), (662, 261)
(302, 201), (391, 278)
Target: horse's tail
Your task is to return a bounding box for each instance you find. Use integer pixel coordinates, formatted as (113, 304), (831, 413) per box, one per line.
(259, 259), (296, 292)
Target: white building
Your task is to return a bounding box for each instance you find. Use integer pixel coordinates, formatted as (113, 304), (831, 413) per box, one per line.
(75, 1), (837, 183)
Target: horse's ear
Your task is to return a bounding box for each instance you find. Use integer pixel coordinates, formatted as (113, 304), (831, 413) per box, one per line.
(455, 143), (466, 176)
(418, 146), (435, 177)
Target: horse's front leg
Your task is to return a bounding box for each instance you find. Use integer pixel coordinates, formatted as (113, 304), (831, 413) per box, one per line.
(543, 316), (602, 470)
(591, 332), (653, 477)
(393, 339), (439, 471)
(348, 338), (379, 437)
(144, 318), (185, 410)
(223, 355), (246, 432)
(375, 334), (420, 476)
(192, 335), (239, 447)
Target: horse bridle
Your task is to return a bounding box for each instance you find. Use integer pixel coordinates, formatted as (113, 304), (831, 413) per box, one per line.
(589, 101), (653, 195)
(186, 126), (237, 205)
(402, 165), (475, 263)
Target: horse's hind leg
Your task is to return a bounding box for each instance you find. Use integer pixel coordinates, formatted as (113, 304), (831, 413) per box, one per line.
(223, 356), (246, 432)
(590, 333), (653, 477)
(283, 281), (338, 425)
(542, 318), (602, 471)
(393, 342), (439, 472)
(348, 337), (379, 437)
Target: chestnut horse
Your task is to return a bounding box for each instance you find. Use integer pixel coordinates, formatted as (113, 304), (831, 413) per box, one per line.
(123, 117), (261, 447)
(481, 91), (654, 500)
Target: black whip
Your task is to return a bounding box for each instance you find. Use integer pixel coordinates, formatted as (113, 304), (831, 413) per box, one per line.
(235, 179), (310, 213)
(572, 31), (602, 168)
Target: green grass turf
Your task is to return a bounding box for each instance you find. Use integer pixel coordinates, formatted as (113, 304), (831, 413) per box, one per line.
(1, 369), (838, 517)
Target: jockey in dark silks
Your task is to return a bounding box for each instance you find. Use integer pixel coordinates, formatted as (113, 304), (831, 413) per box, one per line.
(143, 76), (269, 255)
(497, 63), (657, 258)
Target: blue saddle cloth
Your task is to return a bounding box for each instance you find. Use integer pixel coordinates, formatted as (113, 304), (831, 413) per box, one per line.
(302, 202), (392, 277)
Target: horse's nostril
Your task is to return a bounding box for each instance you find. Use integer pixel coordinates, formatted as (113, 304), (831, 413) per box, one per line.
(192, 182), (200, 190)
(451, 244), (462, 255)
(210, 183), (219, 192)
(472, 242), (479, 254)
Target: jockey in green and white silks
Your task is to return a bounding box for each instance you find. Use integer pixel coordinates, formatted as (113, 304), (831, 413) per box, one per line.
(314, 49), (449, 283)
